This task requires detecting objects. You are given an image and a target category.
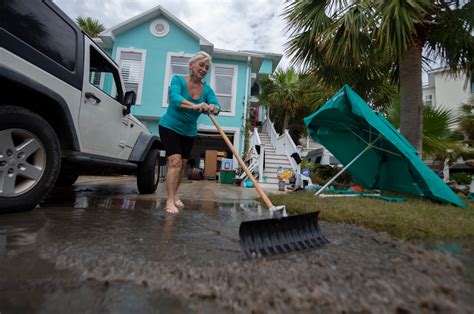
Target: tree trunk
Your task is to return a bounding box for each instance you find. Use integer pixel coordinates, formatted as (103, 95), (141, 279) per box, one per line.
(282, 112), (290, 132)
(399, 43), (424, 156)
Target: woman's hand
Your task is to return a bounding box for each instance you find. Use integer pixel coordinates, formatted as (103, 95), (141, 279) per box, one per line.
(208, 104), (219, 115)
(196, 102), (209, 112)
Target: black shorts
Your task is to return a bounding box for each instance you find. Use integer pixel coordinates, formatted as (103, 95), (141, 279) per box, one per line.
(159, 125), (195, 159)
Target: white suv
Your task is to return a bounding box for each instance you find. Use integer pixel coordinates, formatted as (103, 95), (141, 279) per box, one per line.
(0, 0), (163, 213)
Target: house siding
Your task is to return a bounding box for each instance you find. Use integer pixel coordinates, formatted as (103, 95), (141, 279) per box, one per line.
(259, 59), (273, 74)
(112, 16), (200, 120)
(108, 16), (252, 145)
(422, 71), (473, 112)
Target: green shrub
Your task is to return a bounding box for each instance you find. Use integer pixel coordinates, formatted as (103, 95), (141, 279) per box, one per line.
(301, 161), (353, 186)
(450, 172), (471, 185)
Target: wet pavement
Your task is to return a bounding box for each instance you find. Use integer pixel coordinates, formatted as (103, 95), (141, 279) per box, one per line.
(1, 176), (473, 313)
(0, 176), (264, 313)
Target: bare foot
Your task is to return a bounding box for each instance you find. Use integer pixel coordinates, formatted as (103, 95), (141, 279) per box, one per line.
(165, 202), (179, 214)
(175, 199), (185, 209)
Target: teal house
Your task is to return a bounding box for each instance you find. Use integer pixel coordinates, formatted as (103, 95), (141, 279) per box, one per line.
(96, 5), (281, 165)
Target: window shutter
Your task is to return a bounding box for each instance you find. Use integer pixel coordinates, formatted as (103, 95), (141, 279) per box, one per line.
(120, 51), (143, 93)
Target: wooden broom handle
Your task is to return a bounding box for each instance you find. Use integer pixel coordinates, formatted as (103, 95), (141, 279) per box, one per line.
(208, 114), (274, 209)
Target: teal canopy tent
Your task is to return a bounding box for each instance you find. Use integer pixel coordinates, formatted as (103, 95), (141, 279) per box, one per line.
(304, 85), (465, 208)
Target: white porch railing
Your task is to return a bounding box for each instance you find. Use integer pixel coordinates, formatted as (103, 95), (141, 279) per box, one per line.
(248, 128), (265, 181)
(262, 118), (299, 171)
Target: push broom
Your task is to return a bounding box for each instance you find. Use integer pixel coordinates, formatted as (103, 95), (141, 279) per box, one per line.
(208, 114), (328, 257)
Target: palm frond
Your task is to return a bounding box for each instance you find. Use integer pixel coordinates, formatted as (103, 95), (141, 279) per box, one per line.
(374, 0), (433, 58)
(425, 2), (474, 75)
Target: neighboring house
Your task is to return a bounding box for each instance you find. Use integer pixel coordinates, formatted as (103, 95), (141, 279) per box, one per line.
(94, 5), (281, 167)
(422, 69), (473, 112)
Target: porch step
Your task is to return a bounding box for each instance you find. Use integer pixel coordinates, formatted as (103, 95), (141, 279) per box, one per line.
(265, 158), (292, 164)
(265, 151), (286, 157)
(264, 165), (293, 172)
(257, 182), (281, 191)
(260, 176), (279, 184)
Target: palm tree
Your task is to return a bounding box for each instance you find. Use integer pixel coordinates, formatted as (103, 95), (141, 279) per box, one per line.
(259, 67), (303, 132)
(76, 16), (105, 38)
(456, 96), (474, 147)
(259, 67), (330, 136)
(283, 0), (474, 155)
(385, 98), (464, 158)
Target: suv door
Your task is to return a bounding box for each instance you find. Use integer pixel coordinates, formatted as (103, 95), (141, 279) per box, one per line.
(79, 38), (128, 157)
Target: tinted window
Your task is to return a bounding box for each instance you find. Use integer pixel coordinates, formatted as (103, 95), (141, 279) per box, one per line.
(0, 1), (76, 70)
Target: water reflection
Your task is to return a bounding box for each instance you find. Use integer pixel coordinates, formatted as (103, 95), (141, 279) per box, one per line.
(0, 211), (46, 254)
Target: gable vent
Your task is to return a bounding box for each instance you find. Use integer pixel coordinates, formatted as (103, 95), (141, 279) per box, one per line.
(150, 19), (170, 37)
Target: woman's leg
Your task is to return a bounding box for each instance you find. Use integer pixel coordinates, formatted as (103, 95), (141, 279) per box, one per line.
(166, 154), (182, 213)
(174, 159), (188, 208)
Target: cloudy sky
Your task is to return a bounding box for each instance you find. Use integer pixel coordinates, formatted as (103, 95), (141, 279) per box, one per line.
(53, 0), (292, 69)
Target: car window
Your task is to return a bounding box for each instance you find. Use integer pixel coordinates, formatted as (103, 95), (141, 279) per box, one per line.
(1, 1), (77, 70)
(89, 46), (123, 102)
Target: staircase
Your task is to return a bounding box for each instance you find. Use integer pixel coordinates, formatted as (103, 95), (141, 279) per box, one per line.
(259, 131), (293, 187)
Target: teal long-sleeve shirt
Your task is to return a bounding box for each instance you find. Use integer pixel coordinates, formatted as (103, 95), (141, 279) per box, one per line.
(159, 75), (221, 137)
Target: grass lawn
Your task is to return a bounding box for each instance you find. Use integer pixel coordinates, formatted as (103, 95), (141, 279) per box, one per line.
(268, 191), (474, 240)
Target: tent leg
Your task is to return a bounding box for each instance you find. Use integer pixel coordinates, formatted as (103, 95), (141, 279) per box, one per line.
(315, 144), (373, 196)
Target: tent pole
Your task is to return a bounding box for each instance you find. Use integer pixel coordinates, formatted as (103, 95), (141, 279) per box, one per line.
(314, 144), (373, 196)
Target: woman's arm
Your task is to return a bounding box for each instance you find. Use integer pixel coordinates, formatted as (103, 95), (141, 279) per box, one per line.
(206, 87), (221, 115)
(168, 76), (208, 112)
(180, 99), (208, 112)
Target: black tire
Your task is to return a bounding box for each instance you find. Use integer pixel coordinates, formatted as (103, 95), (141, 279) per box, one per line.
(0, 106), (61, 213)
(137, 148), (160, 194)
(54, 170), (79, 187)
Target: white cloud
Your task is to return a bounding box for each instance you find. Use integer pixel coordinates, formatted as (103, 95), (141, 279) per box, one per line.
(53, 0), (291, 69)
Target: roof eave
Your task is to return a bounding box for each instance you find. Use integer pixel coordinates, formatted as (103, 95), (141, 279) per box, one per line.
(98, 5), (214, 49)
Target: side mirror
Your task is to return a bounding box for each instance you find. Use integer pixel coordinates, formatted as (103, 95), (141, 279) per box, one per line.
(123, 90), (136, 115)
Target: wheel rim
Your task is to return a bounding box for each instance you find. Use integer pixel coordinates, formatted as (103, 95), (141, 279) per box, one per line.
(0, 128), (47, 197)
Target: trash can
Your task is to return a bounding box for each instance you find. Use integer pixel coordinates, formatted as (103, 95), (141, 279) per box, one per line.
(220, 170), (235, 184)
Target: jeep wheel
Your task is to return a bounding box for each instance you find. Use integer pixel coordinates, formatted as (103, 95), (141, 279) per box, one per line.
(137, 148), (160, 194)
(0, 106), (61, 213)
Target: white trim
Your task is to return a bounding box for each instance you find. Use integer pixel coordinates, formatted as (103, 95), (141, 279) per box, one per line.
(210, 63), (238, 117)
(242, 56), (250, 134)
(198, 124), (241, 166)
(115, 47), (147, 105)
(162, 51), (194, 108)
(99, 5), (213, 52)
(149, 19), (170, 37)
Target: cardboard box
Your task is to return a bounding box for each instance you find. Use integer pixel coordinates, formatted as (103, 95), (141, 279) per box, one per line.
(204, 150), (218, 178)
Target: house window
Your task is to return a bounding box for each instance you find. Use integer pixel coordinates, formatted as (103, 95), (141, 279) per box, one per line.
(117, 48), (146, 104)
(424, 94), (433, 107)
(162, 53), (193, 107)
(170, 55), (191, 78)
(211, 65), (237, 115)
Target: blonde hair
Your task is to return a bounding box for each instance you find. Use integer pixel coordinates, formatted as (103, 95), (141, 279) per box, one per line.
(189, 51), (212, 67)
